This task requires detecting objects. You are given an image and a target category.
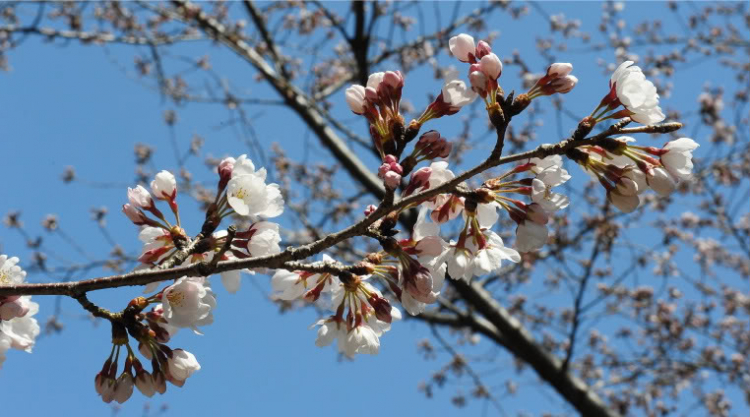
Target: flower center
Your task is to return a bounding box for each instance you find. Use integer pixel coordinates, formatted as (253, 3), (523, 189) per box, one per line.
(0, 270), (10, 285)
(166, 290), (186, 307)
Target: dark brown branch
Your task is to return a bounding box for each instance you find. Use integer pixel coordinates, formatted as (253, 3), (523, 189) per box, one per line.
(450, 278), (621, 417)
(0, 24), (201, 45)
(0, 121), (679, 297)
(168, 0), (387, 200)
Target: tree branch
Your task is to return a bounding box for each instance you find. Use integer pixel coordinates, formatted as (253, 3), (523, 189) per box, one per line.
(450, 278), (621, 417)
(0, 121), (679, 297)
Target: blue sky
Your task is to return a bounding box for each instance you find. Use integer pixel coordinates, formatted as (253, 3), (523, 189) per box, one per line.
(1, 2), (747, 416)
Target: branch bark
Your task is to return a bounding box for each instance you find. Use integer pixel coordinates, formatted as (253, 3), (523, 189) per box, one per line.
(450, 278), (621, 417)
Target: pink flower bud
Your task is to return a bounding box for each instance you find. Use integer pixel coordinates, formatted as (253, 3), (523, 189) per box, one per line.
(382, 71), (404, 90)
(345, 85), (366, 114)
(127, 185), (153, 209)
(417, 130), (441, 146)
(364, 204), (378, 216)
(479, 53), (503, 80)
(404, 167), (432, 196)
(122, 204), (148, 226)
(151, 170), (177, 201)
(365, 86), (379, 103)
(153, 371), (167, 394)
(448, 33), (476, 63)
(218, 157), (235, 184)
(437, 142), (452, 159)
(608, 190), (640, 213)
(0, 299), (29, 320)
(549, 75), (577, 94)
(367, 294), (393, 323)
(475, 40), (492, 58)
(383, 171), (402, 189)
(113, 373), (135, 404)
(403, 261), (435, 304)
(135, 369), (157, 398)
(546, 63), (573, 78)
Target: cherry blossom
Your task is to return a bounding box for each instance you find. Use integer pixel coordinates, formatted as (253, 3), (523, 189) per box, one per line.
(345, 85), (366, 114)
(515, 220), (549, 252)
(166, 349), (201, 385)
(312, 275), (400, 358)
(271, 254), (339, 301)
(150, 170), (177, 201)
(659, 138), (700, 181)
(600, 60), (665, 124)
(161, 277), (217, 334)
(226, 154), (284, 218)
(448, 33), (476, 62)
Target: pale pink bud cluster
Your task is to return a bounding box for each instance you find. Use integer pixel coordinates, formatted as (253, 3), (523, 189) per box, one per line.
(448, 33), (503, 101)
(345, 71), (406, 156)
(411, 130), (452, 161)
(378, 154), (404, 190)
(527, 63), (578, 98)
(572, 137), (698, 212)
(122, 171), (183, 229)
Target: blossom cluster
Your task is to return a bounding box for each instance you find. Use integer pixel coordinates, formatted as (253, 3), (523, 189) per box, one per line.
(0, 255), (40, 369)
(1, 31), (699, 403)
(97, 153), (286, 403)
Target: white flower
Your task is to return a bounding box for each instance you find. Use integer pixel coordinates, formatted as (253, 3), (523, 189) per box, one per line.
(661, 138), (699, 181)
(528, 155), (568, 176)
(0, 297), (40, 352)
(515, 221), (549, 252)
(608, 190), (640, 213)
(226, 154), (284, 218)
(135, 371), (156, 398)
(547, 63), (573, 78)
(610, 61), (665, 124)
(445, 247), (472, 281)
(312, 318), (345, 347)
(167, 349), (201, 383)
(469, 231), (521, 277)
(0, 255), (26, 286)
(340, 325), (380, 357)
(646, 167), (676, 196)
(448, 34), (476, 62)
(271, 254), (338, 301)
(531, 166), (571, 212)
(475, 202), (501, 228)
(366, 72), (385, 89)
(161, 277), (216, 334)
(442, 75), (477, 108)
(624, 166), (649, 194)
(345, 85), (366, 114)
(427, 161), (456, 189)
(226, 175), (283, 218)
(127, 185), (153, 209)
(113, 373), (134, 404)
(244, 222), (282, 257)
(150, 170), (177, 201)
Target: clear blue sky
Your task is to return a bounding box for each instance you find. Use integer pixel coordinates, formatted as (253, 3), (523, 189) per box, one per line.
(0, 2), (745, 416)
